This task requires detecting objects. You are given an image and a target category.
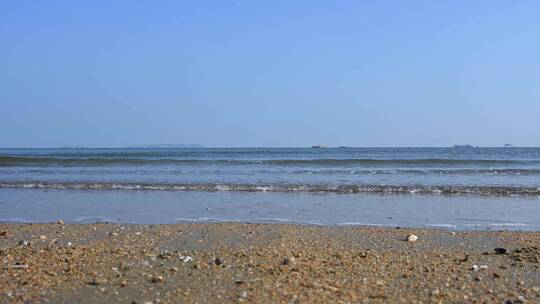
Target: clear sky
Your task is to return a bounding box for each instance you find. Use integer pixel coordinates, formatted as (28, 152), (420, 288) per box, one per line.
(1, 1), (539, 147)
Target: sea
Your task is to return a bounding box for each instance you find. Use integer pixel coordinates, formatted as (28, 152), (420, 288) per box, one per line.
(1, 147), (540, 230)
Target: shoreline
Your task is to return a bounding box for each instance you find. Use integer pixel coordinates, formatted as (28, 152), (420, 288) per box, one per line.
(1, 223), (539, 303)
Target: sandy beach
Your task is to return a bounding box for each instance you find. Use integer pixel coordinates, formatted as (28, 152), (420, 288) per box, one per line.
(1, 223), (539, 303)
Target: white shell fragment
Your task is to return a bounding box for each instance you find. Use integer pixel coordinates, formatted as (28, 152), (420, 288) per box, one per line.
(407, 234), (418, 242)
(180, 256), (193, 263)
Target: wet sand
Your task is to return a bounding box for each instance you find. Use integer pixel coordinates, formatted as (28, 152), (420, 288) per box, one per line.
(1, 223), (539, 303)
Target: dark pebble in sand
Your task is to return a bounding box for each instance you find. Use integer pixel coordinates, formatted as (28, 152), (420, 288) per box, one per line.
(495, 248), (507, 254)
(214, 258), (225, 266)
(281, 257), (295, 266)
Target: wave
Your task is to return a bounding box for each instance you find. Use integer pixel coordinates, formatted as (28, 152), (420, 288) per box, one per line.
(1, 181), (539, 196)
(264, 158), (539, 166)
(0, 156), (247, 166)
(1, 156), (539, 167)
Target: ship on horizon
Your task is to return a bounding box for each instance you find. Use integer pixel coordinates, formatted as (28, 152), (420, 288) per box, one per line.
(453, 144), (475, 149)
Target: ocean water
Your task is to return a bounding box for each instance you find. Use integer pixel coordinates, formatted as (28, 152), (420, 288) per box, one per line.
(1, 147), (540, 230)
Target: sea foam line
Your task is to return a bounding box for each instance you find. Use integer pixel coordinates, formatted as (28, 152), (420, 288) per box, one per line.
(1, 181), (540, 196)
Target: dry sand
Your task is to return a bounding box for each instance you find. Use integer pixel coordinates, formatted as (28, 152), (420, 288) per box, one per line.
(1, 223), (539, 303)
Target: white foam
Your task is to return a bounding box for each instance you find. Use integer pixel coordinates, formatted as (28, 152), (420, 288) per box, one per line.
(337, 222), (397, 227)
(255, 217), (294, 223)
(488, 223), (527, 227)
(73, 216), (115, 223)
(425, 223), (457, 229)
(175, 217), (221, 222)
(0, 217), (30, 223)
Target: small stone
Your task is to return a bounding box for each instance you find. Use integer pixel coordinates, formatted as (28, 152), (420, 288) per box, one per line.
(39, 235), (47, 241)
(472, 264), (488, 271)
(120, 280), (128, 287)
(407, 234), (418, 242)
(0, 230), (8, 237)
(494, 247), (507, 254)
(214, 258), (225, 266)
(150, 275), (164, 283)
(18, 240), (30, 247)
(158, 251), (171, 259)
(493, 272), (501, 278)
(57, 219), (65, 225)
(281, 256), (296, 266)
(180, 256), (193, 263)
(89, 277), (108, 285)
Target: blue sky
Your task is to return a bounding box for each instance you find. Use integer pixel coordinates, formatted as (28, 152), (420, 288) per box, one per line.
(1, 1), (539, 147)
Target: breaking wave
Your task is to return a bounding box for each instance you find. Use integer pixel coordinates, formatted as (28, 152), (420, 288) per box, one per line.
(2, 156), (539, 167)
(1, 181), (539, 196)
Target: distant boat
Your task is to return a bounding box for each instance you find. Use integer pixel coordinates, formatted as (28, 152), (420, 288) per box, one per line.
(453, 144), (474, 149)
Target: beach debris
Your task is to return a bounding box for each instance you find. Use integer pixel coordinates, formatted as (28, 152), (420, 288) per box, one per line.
(18, 240), (30, 247)
(180, 255), (193, 263)
(158, 250), (172, 259)
(4, 263), (29, 270)
(494, 247), (507, 254)
(57, 219), (65, 225)
(214, 257), (225, 266)
(149, 275), (164, 283)
(89, 277), (108, 285)
(472, 264), (488, 271)
(39, 235), (47, 241)
(281, 256), (296, 266)
(407, 234), (418, 242)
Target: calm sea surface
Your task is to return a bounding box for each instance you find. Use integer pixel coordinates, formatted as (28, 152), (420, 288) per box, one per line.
(1, 148), (540, 229)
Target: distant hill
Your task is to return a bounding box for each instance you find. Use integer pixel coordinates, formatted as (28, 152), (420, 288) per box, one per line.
(125, 144), (205, 148)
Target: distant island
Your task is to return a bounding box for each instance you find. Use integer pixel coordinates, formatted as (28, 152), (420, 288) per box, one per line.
(125, 144), (205, 148)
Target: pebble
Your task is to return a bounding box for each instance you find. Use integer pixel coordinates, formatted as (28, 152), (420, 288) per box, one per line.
(150, 275), (164, 283)
(494, 247), (507, 254)
(90, 277), (108, 285)
(407, 234), (418, 242)
(214, 258), (225, 266)
(158, 250), (172, 259)
(57, 219), (65, 225)
(19, 240), (30, 246)
(0, 230), (8, 237)
(472, 264), (488, 271)
(281, 256), (296, 266)
(180, 256), (193, 263)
